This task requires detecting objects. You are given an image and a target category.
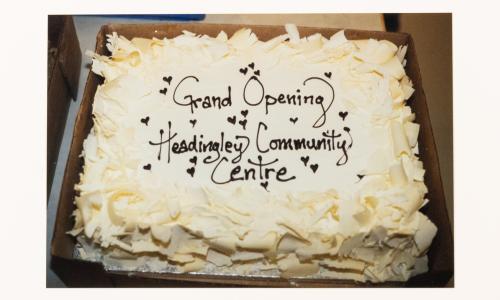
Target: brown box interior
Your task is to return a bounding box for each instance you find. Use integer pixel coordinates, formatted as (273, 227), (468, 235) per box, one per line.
(47, 16), (82, 195)
(51, 23), (453, 287)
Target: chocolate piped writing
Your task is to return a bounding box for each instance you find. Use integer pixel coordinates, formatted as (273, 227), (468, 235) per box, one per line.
(143, 68), (354, 190)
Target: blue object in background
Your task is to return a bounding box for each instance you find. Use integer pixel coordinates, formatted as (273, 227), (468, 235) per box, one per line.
(100, 14), (206, 21)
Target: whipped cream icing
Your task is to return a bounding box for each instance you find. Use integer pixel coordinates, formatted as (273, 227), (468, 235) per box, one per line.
(70, 24), (437, 282)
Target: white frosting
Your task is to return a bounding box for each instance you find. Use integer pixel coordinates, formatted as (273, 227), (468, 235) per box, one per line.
(71, 25), (437, 282)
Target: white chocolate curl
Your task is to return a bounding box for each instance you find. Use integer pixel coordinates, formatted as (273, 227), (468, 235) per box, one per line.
(391, 120), (411, 156)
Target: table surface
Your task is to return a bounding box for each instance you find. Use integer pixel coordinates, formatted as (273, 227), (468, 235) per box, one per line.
(46, 14), (385, 287)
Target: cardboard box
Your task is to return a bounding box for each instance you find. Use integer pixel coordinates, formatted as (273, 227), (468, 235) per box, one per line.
(47, 16), (82, 196)
(51, 23), (453, 287)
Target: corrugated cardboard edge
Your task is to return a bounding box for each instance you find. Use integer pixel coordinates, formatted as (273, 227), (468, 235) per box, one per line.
(47, 16), (82, 196)
(54, 16), (81, 98)
(51, 23), (453, 287)
(51, 26), (106, 259)
(402, 34), (454, 285)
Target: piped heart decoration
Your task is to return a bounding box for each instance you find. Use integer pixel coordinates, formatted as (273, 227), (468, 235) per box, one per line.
(143, 164), (151, 170)
(300, 156), (309, 166)
(289, 117), (298, 124)
(357, 174), (365, 180)
(324, 72), (332, 79)
(163, 76), (173, 85)
(227, 115), (236, 125)
(310, 164), (319, 173)
(186, 167), (195, 177)
(339, 111), (348, 121)
(189, 119), (197, 128)
(140, 116), (150, 126)
(241, 110), (248, 118)
(254, 70), (260, 76)
(189, 156), (197, 165)
(239, 67), (248, 75)
(239, 119), (247, 130)
(260, 181), (269, 191)
(248, 62), (255, 69)
(159, 88), (168, 95)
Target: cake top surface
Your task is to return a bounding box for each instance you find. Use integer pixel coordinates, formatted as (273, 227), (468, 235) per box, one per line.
(87, 25), (416, 196)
